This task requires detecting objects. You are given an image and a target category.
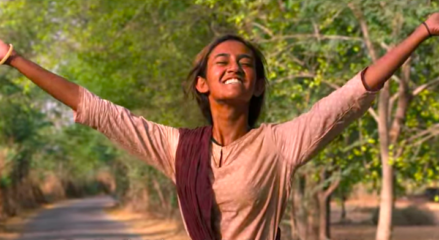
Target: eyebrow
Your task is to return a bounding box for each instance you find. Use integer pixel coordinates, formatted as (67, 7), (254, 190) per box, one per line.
(213, 53), (253, 60)
(214, 53), (229, 59)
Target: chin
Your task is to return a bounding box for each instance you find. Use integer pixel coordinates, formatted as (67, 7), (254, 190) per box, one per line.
(215, 94), (252, 105)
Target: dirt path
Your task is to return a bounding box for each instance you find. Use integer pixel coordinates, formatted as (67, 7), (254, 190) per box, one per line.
(9, 195), (439, 240)
(14, 196), (146, 240)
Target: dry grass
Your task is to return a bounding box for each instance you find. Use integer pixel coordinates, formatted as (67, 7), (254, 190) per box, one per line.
(106, 205), (190, 240)
(331, 199), (439, 240)
(332, 225), (439, 240)
(0, 203), (56, 240)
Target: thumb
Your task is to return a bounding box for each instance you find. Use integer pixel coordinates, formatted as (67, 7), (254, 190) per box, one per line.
(0, 40), (13, 64)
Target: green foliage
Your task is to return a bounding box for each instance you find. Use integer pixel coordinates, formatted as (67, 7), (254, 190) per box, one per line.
(195, 0), (439, 195)
(0, 0), (227, 212)
(1, 0), (439, 223)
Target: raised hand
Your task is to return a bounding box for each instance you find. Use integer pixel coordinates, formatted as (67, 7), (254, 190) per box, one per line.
(424, 13), (439, 36)
(0, 39), (13, 64)
(0, 38), (80, 109)
(360, 13), (438, 91)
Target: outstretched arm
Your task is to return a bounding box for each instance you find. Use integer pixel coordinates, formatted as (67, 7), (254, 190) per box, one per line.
(273, 14), (439, 166)
(0, 40), (179, 180)
(363, 13), (438, 91)
(0, 40), (80, 110)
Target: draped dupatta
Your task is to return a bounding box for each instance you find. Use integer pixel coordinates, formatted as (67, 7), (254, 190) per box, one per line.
(175, 126), (280, 240)
(176, 126), (215, 239)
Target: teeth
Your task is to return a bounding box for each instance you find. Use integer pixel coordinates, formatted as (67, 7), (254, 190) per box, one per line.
(224, 78), (241, 85)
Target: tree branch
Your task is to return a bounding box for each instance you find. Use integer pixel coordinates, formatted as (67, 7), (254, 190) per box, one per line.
(258, 34), (362, 44)
(321, 80), (340, 90)
(412, 77), (439, 96)
(267, 45), (306, 66)
(114, 2), (148, 39)
(272, 73), (316, 84)
(412, 129), (439, 146)
(368, 108), (379, 123)
(394, 139), (407, 160)
(348, 3), (378, 61)
(252, 22), (274, 37)
(389, 60), (412, 144)
(277, 0), (286, 12)
(324, 175), (341, 199)
(405, 123), (439, 144)
(380, 42), (391, 51)
(389, 92), (399, 111)
(312, 20), (321, 42)
(388, 74), (403, 118)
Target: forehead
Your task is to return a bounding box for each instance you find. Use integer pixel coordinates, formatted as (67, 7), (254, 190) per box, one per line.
(209, 40), (254, 58)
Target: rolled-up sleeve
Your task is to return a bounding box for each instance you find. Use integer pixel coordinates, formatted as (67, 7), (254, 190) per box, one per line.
(272, 71), (378, 167)
(74, 87), (179, 180)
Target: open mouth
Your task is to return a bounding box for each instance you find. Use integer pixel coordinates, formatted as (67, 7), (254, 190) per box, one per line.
(222, 78), (243, 85)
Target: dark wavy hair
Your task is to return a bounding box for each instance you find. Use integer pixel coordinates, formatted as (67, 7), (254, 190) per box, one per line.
(186, 35), (267, 128)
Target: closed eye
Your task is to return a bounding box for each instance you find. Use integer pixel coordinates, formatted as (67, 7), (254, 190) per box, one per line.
(240, 62), (253, 67)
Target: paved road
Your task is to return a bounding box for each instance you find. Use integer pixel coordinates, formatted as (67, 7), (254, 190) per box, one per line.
(16, 196), (144, 240)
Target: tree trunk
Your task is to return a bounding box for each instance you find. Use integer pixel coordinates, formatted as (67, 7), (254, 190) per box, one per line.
(306, 177), (320, 240)
(151, 178), (171, 215)
(376, 148), (394, 240)
(291, 175), (307, 240)
(326, 194), (331, 238)
(340, 194), (347, 223)
(289, 205), (298, 240)
(317, 168), (339, 240)
(307, 205), (319, 240)
(376, 82), (393, 240)
(318, 193), (331, 240)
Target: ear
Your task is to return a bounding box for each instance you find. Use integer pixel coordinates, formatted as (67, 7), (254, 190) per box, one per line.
(254, 78), (265, 97)
(195, 76), (209, 94)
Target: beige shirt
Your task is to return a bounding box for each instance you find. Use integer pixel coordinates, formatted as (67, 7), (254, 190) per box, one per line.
(74, 71), (377, 240)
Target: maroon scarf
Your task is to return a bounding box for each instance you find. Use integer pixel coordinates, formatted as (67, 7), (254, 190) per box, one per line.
(175, 126), (281, 240)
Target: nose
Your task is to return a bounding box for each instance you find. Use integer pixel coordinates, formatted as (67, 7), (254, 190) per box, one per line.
(226, 59), (242, 74)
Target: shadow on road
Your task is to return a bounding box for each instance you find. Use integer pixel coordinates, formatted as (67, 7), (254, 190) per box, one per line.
(2, 196), (179, 240)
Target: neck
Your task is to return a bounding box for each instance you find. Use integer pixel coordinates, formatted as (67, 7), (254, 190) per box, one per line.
(210, 102), (249, 146)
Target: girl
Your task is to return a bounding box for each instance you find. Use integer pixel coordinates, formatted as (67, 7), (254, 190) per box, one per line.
(1, 13), (438, 240)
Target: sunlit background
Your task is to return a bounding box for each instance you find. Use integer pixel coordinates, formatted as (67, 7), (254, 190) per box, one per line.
(1, 1), (439, 240)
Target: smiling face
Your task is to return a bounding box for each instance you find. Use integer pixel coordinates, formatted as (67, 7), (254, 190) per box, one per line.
(195, 40), (264, 104)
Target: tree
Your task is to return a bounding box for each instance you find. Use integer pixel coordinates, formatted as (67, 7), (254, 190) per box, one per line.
(194, 1), (439, 240)
(1, 0), (230, 213)
(0, 74), (51, 215)
(2, 2), (439, 239)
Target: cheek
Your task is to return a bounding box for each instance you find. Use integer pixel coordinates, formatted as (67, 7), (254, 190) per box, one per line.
(245, 66), (256, 76)
(245, 69), (257, 85)
(211, 67), (224, 77)
(206, 67), (224, 84)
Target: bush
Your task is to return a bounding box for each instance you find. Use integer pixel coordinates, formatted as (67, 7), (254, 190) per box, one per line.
(371, 205), (436, 226)
(425, 187), (439, 202)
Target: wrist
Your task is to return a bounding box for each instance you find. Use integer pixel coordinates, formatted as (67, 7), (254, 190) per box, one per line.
(410, 24), (430, 44)
(5, 50), (19, 66)
(414, 24), (431, 42)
